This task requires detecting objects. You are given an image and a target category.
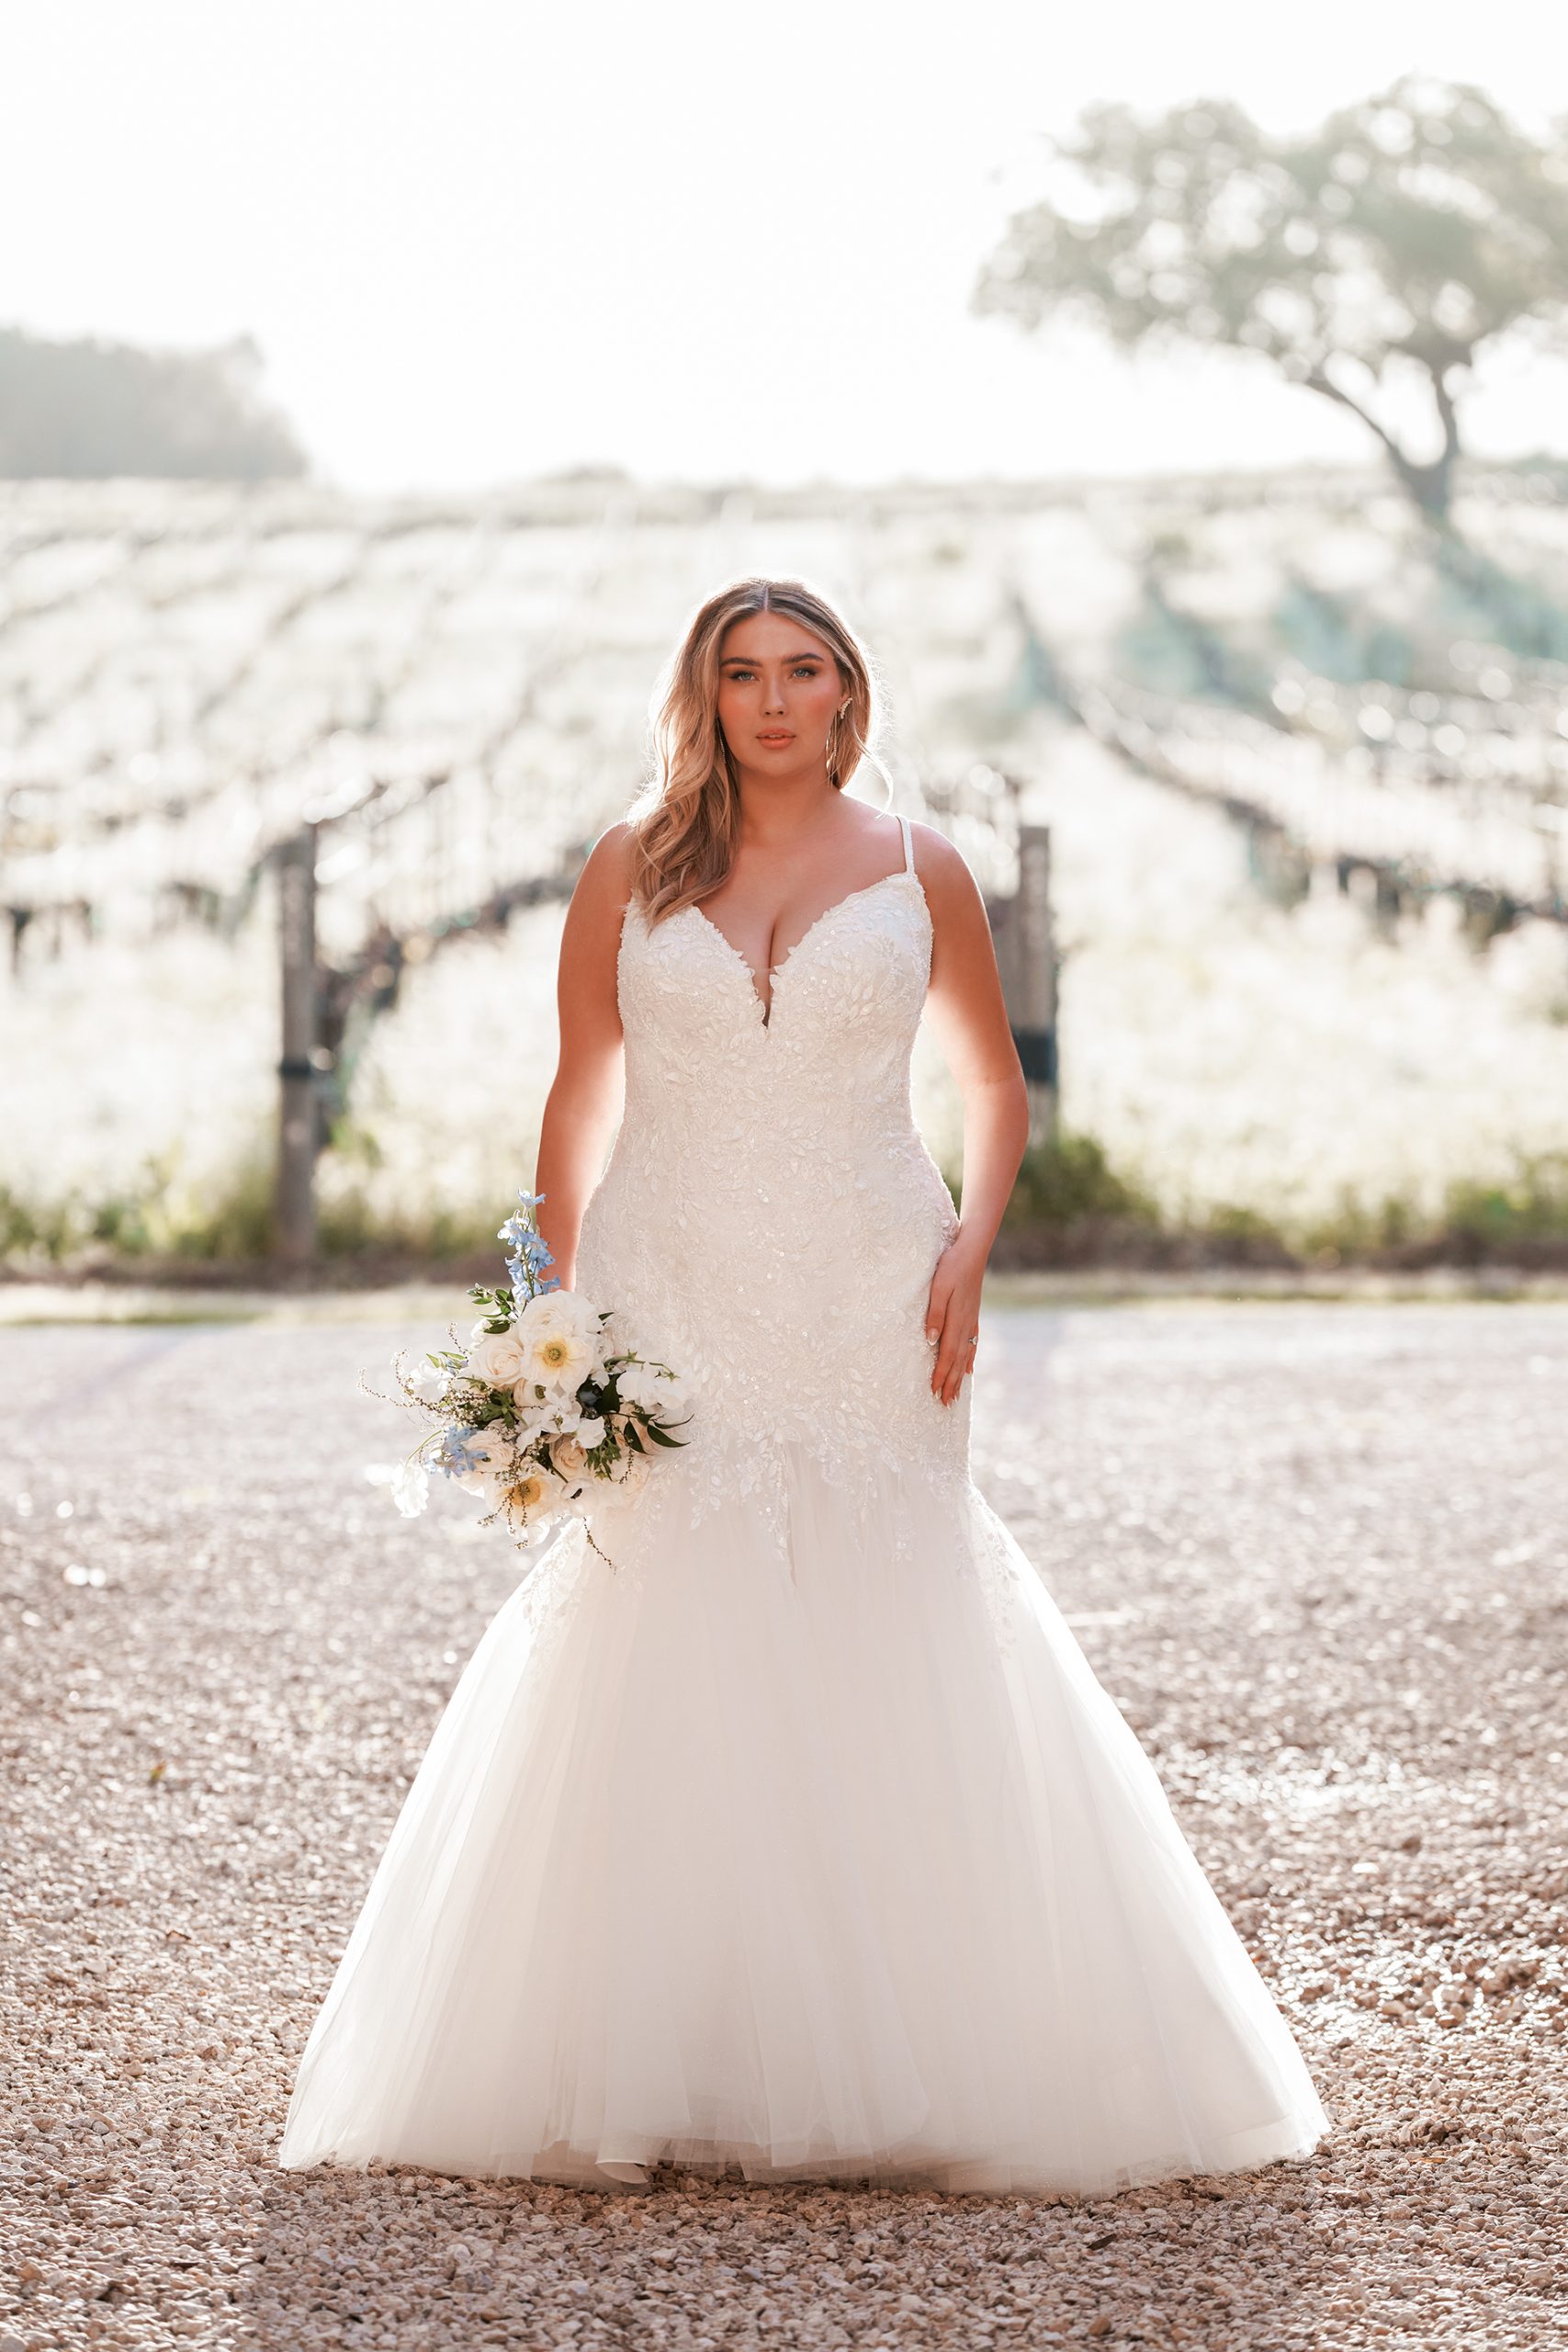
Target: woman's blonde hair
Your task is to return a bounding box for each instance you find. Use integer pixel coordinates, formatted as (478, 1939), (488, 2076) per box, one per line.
(626, 577), (881, 925)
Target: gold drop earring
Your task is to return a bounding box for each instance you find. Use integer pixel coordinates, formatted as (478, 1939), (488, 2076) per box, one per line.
(827, 703), (848, 787)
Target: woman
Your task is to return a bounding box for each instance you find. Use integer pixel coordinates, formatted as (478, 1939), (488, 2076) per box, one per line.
(279, 578), (1327, 2194)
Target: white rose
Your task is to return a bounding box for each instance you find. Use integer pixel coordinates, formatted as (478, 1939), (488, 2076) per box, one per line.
(468, 1420), (518, 1472)
(467, 1328), (531, 1390)
(518, 1286), (603, 1342)
(574, 1414), (605, 1450)
(550, 1434), (588, 1479)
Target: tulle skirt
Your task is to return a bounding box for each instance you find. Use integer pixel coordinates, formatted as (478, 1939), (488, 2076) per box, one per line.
(277, 1443), (1328, 2195)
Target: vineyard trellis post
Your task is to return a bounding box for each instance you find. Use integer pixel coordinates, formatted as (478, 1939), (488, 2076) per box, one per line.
(1008, 821), (1059, 1146)
(276, 826), (319, 1265)
(920, 769), (1059, 1147)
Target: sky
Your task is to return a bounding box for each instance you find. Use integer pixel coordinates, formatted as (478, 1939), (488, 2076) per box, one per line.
(5, 0), (1568, 491)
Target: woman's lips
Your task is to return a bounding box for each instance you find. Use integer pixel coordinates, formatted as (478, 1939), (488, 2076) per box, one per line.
(757, 731), (795, 745)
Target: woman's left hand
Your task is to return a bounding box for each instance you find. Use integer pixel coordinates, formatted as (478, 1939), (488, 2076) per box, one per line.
(924, 1229), (987, 1406)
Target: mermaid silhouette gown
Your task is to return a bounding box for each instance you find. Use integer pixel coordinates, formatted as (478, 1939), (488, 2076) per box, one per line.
(278, 811), (1328, 2193)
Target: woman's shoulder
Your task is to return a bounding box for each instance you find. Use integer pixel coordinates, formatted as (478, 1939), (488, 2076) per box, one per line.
(563, 820), (643, 956)
(576, 819), (639, 897)
(588, 815), (637, 861)
(901, 816), (971, 891)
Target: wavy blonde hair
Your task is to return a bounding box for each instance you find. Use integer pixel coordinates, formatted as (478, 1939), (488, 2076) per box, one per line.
(626, 577), (881, 926)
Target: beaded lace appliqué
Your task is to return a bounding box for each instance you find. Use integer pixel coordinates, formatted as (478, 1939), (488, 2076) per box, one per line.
(572, 840), (984, 1589)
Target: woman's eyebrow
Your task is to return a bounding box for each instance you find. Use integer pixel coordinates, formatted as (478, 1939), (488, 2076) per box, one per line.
(720, 649), (826, 664)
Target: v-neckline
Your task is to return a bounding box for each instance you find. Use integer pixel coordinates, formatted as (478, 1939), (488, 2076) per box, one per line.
(689, 867), (920, 1031)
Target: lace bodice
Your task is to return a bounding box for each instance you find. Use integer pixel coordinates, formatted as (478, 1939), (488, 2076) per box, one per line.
(575, 813), (967, 1545)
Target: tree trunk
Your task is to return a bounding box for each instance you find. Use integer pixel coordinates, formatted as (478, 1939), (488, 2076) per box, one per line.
(1388, 446), (1456, 523)
(1303, 360), (1464, 526)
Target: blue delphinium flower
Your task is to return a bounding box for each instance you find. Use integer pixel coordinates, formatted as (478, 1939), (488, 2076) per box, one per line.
(437, 1427), (484, 1481)
(503, 1229), (555, 1272)
(499, 1187), (558, 1295)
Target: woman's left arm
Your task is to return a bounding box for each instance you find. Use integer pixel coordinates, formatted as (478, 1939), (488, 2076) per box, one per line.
(915, 822), (1032, 1405)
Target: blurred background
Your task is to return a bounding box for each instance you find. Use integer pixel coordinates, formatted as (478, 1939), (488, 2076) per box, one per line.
(5, 1), (1568, 1283)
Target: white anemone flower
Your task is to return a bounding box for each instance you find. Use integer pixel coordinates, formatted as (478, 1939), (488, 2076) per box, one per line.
(516, 1302), (598, 1396)
(491, 1460), (568, 1526)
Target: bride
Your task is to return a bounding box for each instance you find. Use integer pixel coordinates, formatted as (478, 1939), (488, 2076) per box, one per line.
(279, 577), (1328, 2195)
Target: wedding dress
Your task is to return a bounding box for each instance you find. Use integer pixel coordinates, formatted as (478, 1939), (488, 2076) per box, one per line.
(278, 811), (1328, 2194)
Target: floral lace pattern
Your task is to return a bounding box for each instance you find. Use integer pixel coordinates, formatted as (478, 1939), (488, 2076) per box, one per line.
(574, 825), (972, 1551)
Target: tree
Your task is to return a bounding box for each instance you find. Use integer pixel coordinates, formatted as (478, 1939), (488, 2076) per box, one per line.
(975, 77), (1568, 523)
(0, 326), (308, 480)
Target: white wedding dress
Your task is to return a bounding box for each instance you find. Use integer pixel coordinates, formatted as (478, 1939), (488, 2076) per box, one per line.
(279, 812), (1328, 2195)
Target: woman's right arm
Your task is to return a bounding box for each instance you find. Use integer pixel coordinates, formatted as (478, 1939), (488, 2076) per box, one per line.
(532, 821), (636, 1293)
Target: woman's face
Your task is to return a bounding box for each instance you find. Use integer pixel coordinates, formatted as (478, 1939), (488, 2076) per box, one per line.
(716, 612), (845, 781)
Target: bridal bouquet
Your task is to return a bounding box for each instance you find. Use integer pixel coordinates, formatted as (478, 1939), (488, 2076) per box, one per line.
(380, 1189), (691, 1566)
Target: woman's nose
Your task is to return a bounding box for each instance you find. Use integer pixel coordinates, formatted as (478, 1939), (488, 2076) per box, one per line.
(761, 673), (785, 713)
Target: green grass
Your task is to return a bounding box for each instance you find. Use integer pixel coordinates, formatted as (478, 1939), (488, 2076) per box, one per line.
(985, 1135), (1568, 1273)
(6, 1135), (1568, 1284)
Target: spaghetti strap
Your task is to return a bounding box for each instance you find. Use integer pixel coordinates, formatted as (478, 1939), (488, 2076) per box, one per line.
(897, 813), (914, 875)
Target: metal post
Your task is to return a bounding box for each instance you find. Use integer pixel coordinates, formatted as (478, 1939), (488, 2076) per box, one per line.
(275, 826), (318, 1265)
(1006, 821), (1058, 1146)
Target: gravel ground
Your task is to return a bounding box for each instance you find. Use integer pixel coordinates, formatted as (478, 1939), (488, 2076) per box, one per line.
(3, 1301), (1565, 2351)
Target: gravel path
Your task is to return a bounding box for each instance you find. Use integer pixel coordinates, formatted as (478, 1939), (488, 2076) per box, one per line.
(3, 1302), (1565, 2350)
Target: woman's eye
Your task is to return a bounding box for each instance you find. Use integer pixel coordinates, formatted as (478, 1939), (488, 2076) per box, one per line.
(723, 663), (820, 682)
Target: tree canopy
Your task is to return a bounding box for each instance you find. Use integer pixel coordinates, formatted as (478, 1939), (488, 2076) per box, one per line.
(0, 326), (307, 481)
(975, 77), (1568, 519)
